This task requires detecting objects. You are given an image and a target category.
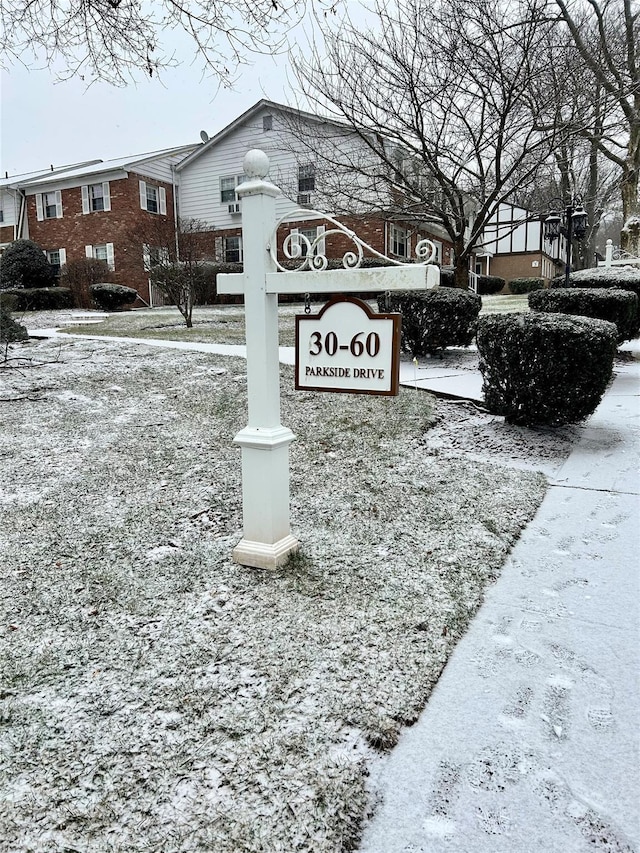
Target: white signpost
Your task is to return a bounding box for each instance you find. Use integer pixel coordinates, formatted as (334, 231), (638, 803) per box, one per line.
(217, 149), (440, 569)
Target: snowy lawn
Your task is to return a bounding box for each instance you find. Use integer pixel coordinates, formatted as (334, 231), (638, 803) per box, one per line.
(1, 334), (550, 852)
(26, 293), (529, 346)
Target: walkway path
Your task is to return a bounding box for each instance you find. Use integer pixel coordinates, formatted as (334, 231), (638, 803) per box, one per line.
(358, 353), (639, 853)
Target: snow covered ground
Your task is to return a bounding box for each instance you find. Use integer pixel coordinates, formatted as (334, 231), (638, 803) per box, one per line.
(0, 311), (636, 851)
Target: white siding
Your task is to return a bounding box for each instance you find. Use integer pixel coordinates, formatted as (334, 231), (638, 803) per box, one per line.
(178, 106), (388, 230)
(0, 188), (18, 227)
(132, 151), (189, 184)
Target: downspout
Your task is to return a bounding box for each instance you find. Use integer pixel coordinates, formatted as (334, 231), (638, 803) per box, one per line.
(171, 164), (179, 261)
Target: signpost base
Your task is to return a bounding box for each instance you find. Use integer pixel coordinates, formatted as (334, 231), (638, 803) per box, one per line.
(232, 534), (299, 570)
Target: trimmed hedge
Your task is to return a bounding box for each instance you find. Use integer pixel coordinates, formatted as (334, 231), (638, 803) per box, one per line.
(550, 266), (640, 337)
(528, 287), (638, 343)
(477, 312), (617, 425)
(508, 277), (544, 294)
(0, 287), (73, 310)
(90, 283), (138, 311)
(477, 275), (506, 295)
(376, 287), (481, 355)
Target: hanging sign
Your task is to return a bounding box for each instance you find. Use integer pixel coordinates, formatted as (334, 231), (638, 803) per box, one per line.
(295, 295), (401, 396)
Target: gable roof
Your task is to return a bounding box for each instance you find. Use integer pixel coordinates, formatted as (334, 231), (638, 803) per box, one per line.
(4, 145), (198, 190)
(175, 99), (348, 172)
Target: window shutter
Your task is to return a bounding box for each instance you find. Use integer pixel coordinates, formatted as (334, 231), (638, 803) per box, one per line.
(317, 225), (326, 257)
(103, 182), (111, 211)
(55, 190), (63, 218)
(139, 180), (147, 210)
(81, 185), (90, 214)
(59, 248), (67, 267)
(238, 236), (243, 263)
(106, 243), (115, 271)
(142, 243), (151, 272)
(159, 187), (167, 215)
(85, 245), (94, 258)
(214, 236), (223, 261)
(36, 194), (44, 221)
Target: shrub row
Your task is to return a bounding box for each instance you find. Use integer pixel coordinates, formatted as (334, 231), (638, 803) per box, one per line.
(0, 287), (74, 310)
(376, 287), (481, 355)
(0, 300), (29, 342)
(508, 277), (544, 294)
(528, 287), (638, 343)
(550, 266), (640, 337)
(477, 312), (617, 426)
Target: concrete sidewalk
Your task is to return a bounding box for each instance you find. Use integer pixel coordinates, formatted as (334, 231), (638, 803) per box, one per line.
(358, 354), (640, 852)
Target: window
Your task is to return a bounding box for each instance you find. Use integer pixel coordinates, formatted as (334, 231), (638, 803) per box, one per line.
(298, 164), (315, 194)
(290, 225), (326, 258)
(223, 236), (242, 263)
(81, 182), (111, 214)
(46, 248), (66, 275)
(263, 114), (273, 132)
(139, 180), (167, 214)
(220, 175), (244, 204)
(0, 208), (4, 223)
(36, 190), (63, 221)
(143, 244), (170, 271)
(86, 242), (115, 271)
(390, 225), (409, 258)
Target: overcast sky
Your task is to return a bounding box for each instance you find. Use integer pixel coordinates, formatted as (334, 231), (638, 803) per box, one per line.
(0, 23), (315, 179)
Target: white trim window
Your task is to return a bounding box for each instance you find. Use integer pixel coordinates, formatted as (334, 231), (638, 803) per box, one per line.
(298, 164), (316, 194)
(46, 248), (66, 274)
(223, 235), (242, 263)
(85, 242), (115, 271)
(139, 180), (167, 215)
(389, 224), (409, 259)
(36, 190), (63, 221)
(220, 175), (244, 204)
(290, 225), (326, 258)
(82, 182), (111, 214)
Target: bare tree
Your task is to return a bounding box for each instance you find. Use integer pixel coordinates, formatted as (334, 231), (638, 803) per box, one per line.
(0, 0), (321, 85)
(128, 215), (215, 326)
(290, 0), (567, 286)
(550, 0), (640, 254)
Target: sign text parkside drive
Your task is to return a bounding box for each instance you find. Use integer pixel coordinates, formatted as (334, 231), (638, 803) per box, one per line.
(295, 296), (401, 396)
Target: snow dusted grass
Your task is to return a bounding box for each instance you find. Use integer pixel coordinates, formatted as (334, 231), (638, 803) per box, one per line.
(0, 335), (548, 852)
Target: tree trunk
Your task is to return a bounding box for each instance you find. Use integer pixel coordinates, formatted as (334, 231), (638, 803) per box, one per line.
(620, 153), (640, 256)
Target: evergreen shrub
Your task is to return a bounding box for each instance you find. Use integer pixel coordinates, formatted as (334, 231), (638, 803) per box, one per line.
(550, 267), (640, 337)
(0, 239), (57, 289)
(0, 299), (28, 342)
(90, 283), (138, 311)
(1, 287), (73, 310)
(376, 287), (481, 355)
(477, 312), (617, 425)
(508, 277), (544, 294)
(528, 287), (638, 343)
(477, 275), (506, 295)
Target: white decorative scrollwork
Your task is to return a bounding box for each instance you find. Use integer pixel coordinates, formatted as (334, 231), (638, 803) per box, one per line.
(270, 209), (438, 272)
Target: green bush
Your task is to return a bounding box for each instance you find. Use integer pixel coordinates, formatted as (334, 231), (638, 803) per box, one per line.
(528, 287), (638, 343)
(477, 275), (506, 295)
(1, 287), (73, 310)
(90, 283), (138, 311)
(550, 266), (640, 337)
(376, 287), (481, 355)
(0, 300), (28, 342)
(0, 239), (57, 289)
(477, 312), (617, 426)
(508, 277), (544, 294)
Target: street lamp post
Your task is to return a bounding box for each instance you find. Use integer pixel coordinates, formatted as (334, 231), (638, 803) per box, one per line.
(543, 197), (589, 287)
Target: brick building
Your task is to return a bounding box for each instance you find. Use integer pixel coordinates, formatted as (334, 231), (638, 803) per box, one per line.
(1, 146), (196, 304)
